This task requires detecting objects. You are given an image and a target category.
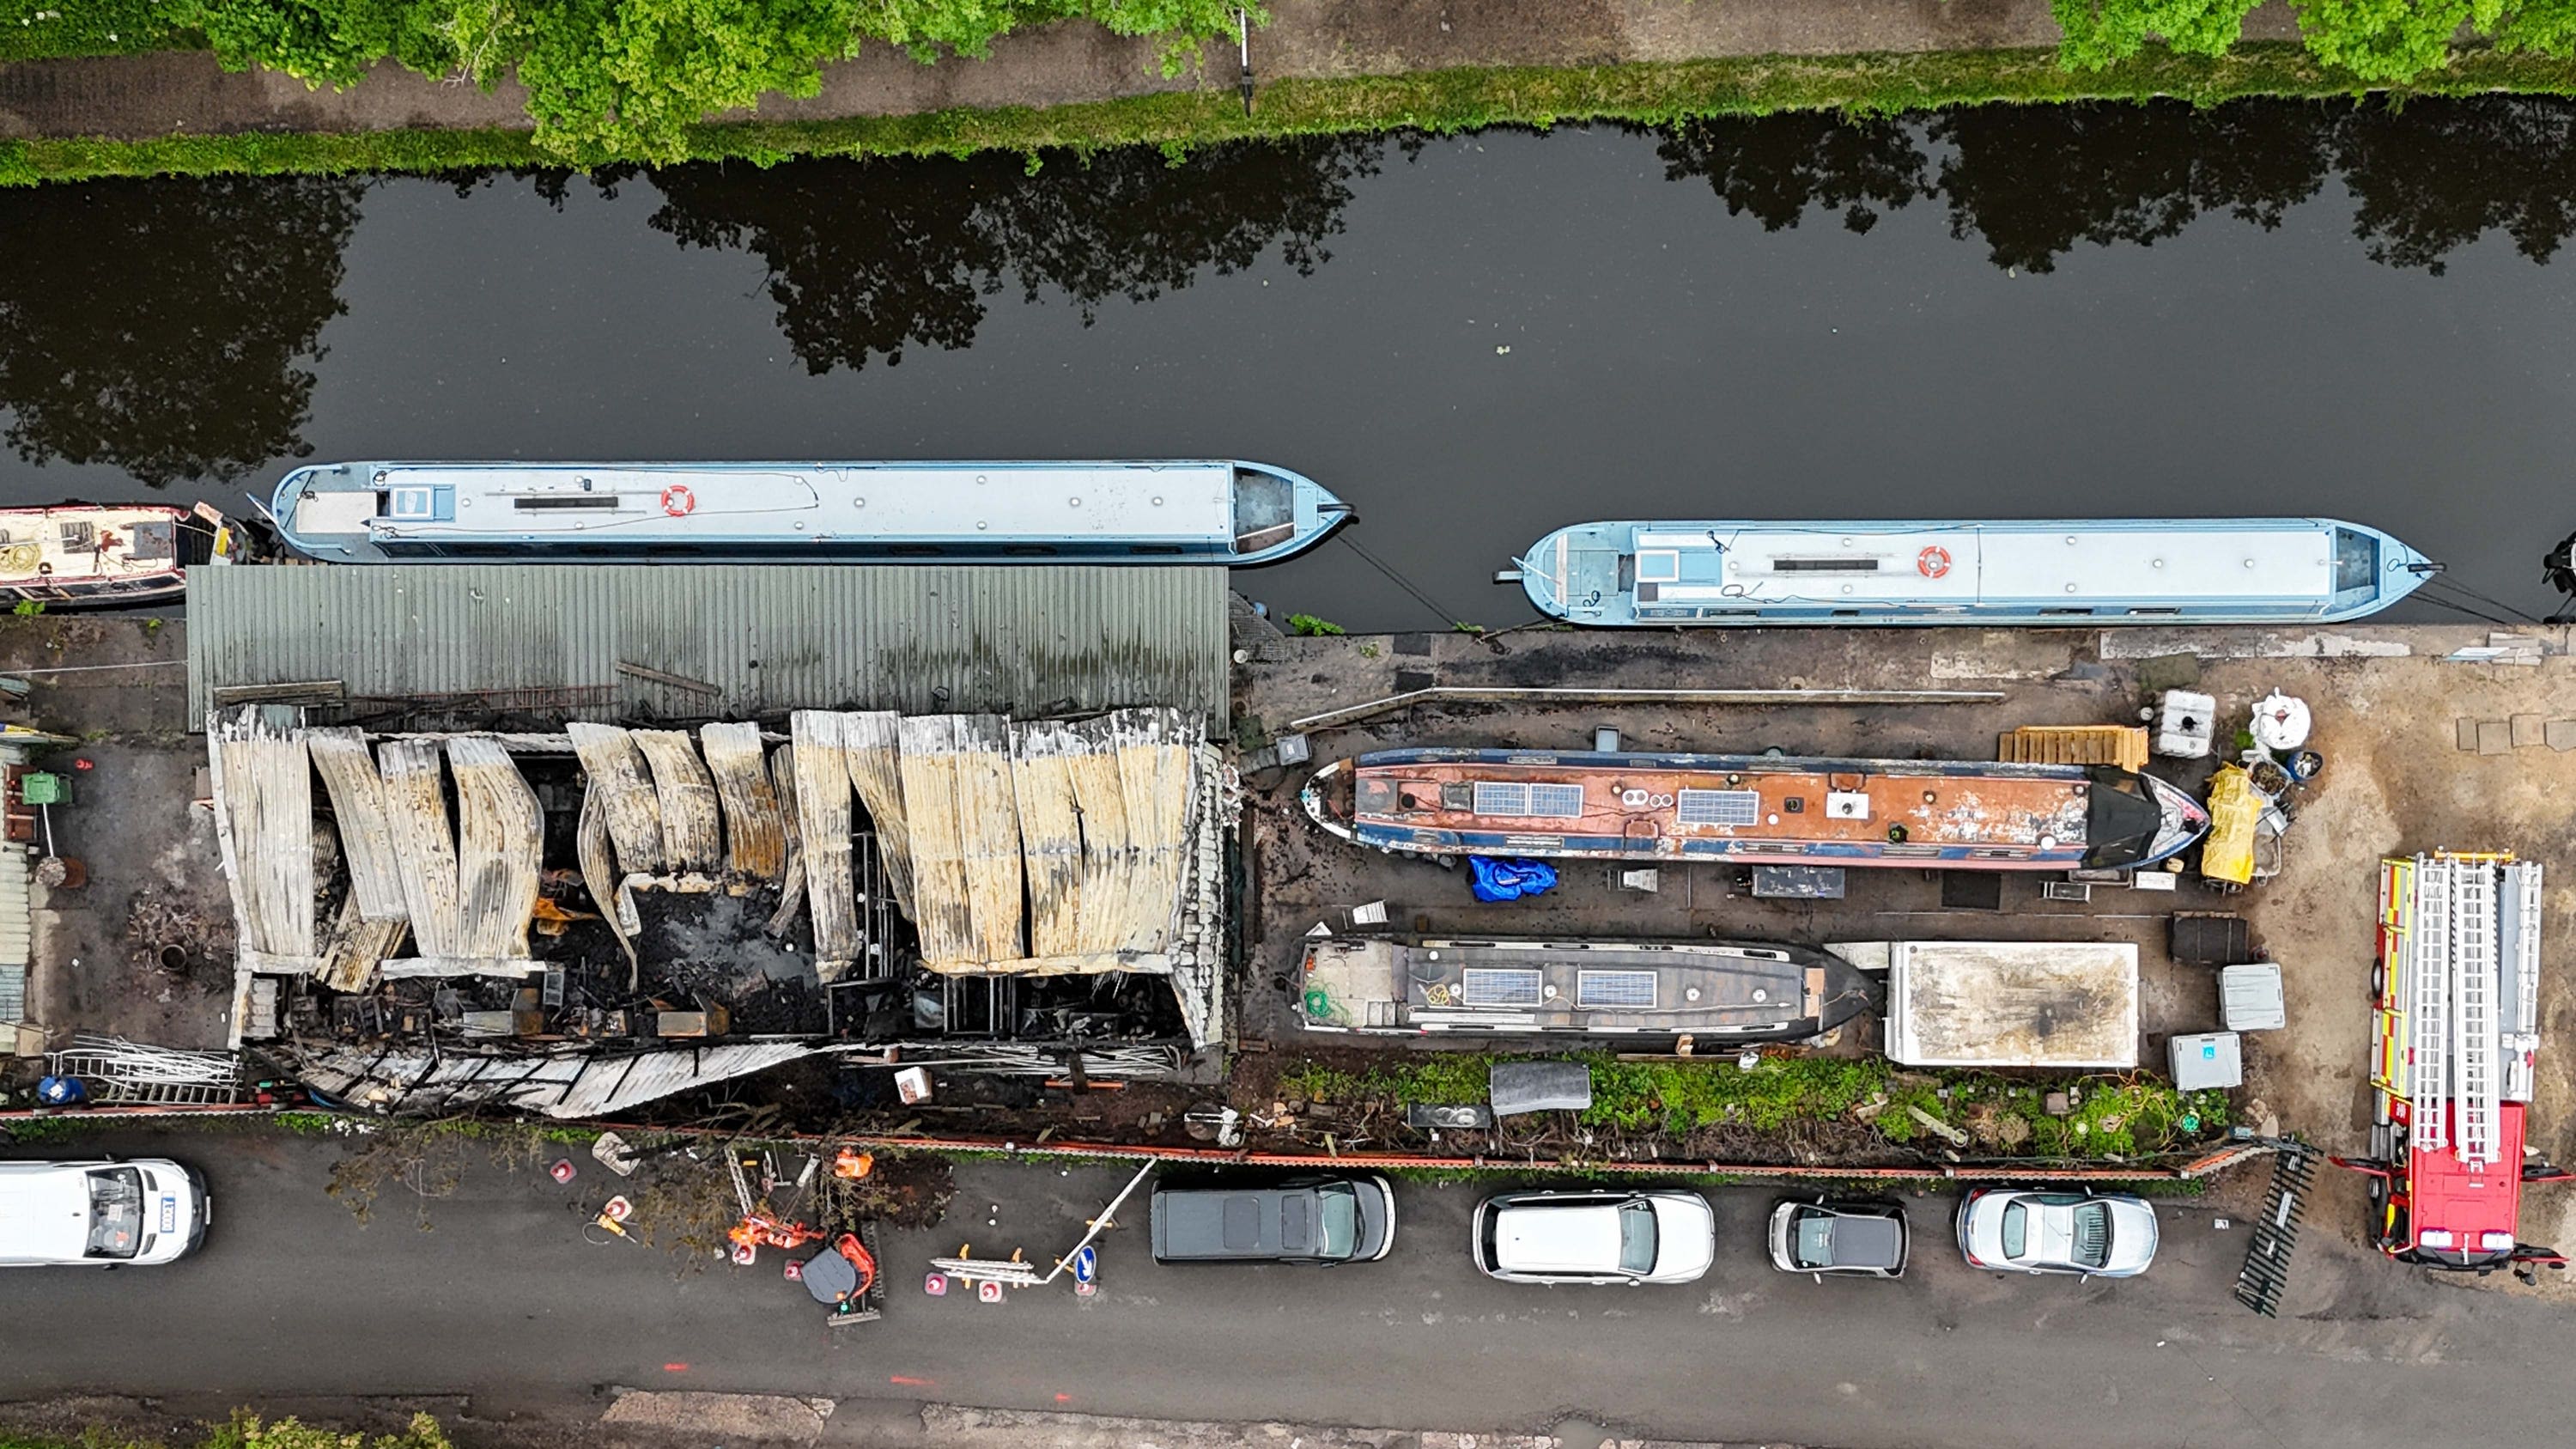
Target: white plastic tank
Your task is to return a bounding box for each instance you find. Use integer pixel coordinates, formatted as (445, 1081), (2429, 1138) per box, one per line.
(2155, 690), (2218, 759)
(2250, 691), (2312, 752)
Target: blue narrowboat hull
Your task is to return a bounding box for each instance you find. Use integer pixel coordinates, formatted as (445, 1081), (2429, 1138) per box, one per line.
(1505, 517), (2433, 627)
(268, 459), (1352, 567)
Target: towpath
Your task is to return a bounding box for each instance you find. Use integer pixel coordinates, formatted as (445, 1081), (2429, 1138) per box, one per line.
(0, 0), (2302, 143)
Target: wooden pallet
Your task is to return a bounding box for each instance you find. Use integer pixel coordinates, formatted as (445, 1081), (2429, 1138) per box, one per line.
(1998, 724), (2148, 774)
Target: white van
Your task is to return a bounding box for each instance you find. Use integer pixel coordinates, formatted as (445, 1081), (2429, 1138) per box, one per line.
(0, 1159), (209, 1266)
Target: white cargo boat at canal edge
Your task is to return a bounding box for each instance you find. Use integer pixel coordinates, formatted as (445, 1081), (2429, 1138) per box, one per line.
(270, 460), (1351, 565)
(1502, 517), (2433, 626)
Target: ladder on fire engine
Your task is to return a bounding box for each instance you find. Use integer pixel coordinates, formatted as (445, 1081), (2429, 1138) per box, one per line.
(2506, 862), (2546, 1102)
(2454, 862), (2503, 1167)
(2411, 857), (2452, 1155)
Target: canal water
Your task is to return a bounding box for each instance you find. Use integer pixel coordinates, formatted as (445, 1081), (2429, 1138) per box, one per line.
(3, 97), (2574, 631)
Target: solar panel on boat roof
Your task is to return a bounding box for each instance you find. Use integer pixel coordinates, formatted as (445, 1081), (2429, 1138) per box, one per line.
(1675, 788), (1762, 826)
(1461, 968), (1545, 1007)
(1473, 782), (1583, 818)
(1577, 970), (1657, 1008)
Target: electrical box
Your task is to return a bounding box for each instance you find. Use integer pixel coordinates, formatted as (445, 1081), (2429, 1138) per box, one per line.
(2170, 1031), (2244, 1090)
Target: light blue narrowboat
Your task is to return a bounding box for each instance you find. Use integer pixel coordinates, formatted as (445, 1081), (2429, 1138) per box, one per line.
(1501, 518), (2433, 627)
(269, 460), (1352, 566)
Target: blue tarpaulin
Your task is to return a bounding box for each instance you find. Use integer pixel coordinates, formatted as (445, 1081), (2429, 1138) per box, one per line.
(1469, 855), (1559, 902)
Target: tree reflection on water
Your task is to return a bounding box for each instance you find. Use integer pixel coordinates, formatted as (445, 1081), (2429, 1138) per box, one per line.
(3, 103), (2573, 494)
(0, 175), (365, 486)
(1658, 95), (2576, 277)
(644, 137), (1381, 374)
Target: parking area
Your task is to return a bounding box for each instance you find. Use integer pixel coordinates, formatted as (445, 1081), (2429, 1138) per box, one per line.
(6, 1133), (2568, 1449)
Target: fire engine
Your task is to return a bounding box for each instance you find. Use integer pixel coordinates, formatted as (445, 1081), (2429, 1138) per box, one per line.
(2334, 853), (2567, 1277)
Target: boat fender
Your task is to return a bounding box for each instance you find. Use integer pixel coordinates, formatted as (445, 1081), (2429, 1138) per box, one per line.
(1916, 545), (1952, 579)
(660, 484), (697, 517)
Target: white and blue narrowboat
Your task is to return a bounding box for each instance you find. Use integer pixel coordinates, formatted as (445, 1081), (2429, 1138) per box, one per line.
(269, 460), (1352, 566)
(1501, 518), (2432, 627)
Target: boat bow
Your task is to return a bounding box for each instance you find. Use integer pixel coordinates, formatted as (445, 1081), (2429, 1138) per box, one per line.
(1300, 758), (1358, 842)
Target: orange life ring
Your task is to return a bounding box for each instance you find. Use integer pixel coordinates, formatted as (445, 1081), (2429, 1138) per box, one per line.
(1917, 545), (1952, 579)
(660, 484), (696, 518)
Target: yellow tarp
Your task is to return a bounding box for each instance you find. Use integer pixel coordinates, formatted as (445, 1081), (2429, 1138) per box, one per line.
(2200, 764), (2260, 885)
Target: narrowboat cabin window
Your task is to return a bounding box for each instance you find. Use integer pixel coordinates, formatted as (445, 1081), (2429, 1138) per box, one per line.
(1231, 471), (1296, 554)
(126, 522), (177, 559)
(2334, 527), (2380, 593)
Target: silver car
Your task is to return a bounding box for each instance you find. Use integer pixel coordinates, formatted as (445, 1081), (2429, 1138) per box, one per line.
(1956, 1188), (2157, 1278)
(1471, 1188), (1716, 1285)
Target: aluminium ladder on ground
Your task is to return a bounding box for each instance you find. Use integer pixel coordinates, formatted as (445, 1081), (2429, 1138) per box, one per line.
(2453, 861), (2504, 1167)
(45, 1037), (246, 1106)
(2410, 857), (2452, 1154)
(2234, 1141), (2317, 1318)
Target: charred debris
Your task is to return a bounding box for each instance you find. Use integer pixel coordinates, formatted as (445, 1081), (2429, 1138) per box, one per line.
(205, 705), (1236, 1119)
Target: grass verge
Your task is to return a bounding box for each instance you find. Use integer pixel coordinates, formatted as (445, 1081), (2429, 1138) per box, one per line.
(10, 41), (2576, 186)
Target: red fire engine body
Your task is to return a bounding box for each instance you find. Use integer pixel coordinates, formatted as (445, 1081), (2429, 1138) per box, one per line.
(2340, 854), (2564, 1275)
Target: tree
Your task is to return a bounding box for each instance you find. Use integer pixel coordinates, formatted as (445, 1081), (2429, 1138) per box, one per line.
(179, 0), (1259, 161)
(197, 0), (434, 86)
(2049, 0), (2263, 70)
(2288, 0), (2487, 82)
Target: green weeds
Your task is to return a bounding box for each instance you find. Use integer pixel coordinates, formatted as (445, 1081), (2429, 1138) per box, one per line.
(1279, 1052), (2229, 1161)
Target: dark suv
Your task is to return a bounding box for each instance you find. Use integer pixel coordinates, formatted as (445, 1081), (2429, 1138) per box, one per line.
(1148, 1174), (1397, 1265)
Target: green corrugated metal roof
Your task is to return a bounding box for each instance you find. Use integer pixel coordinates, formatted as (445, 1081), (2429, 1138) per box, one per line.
(186, 565), (1230, 727)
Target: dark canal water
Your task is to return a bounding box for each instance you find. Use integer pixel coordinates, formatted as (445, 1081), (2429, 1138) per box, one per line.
(4, 98), (2575, 630)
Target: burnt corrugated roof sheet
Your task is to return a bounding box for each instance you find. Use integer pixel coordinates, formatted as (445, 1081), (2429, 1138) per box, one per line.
(186, 565), (1230, 727)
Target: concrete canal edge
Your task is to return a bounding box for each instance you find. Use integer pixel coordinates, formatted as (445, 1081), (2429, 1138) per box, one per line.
(10, 0), (2576, 185)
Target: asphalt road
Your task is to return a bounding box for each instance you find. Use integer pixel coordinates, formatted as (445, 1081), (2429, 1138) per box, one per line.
(1, 1126), (2567, 1449)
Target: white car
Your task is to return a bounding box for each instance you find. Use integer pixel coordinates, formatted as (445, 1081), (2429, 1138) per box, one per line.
(1471, 1188), (1716, 1285)
(0, 1159), (209, 1267)
(1956, 1188), (2156, 1278)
